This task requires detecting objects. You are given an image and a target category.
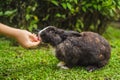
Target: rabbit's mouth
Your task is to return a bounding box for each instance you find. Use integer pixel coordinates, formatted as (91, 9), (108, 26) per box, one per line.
(38, 27), (50, 41)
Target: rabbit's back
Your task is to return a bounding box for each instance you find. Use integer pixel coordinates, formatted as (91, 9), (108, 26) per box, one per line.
(56, 32), (111, 67)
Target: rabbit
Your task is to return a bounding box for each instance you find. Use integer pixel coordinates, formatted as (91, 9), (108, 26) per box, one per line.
(38, 26), (111, 72)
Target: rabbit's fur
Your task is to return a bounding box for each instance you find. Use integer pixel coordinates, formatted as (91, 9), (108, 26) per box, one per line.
(38, 26), (111, 72)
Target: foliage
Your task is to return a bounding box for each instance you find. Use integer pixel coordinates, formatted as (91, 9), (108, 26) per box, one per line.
(0, 0), (38, 31)
(0, 26), (120, 79)
(0, 0), (120, 33)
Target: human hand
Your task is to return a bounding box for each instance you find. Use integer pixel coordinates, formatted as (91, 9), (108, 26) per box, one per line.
(14, 29), (40, 48)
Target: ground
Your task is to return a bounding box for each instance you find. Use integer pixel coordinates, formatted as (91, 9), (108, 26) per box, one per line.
(0, 27), (120, 80)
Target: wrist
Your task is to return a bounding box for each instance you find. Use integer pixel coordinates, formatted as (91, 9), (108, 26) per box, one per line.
(10, 28), (21, 38)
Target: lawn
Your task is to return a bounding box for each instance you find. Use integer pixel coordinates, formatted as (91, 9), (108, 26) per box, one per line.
(0, 27), (120, 80)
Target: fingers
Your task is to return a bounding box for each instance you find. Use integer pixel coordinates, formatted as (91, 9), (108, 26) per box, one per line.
(27, 33), (41, 48)
(29, 33), (40, 42)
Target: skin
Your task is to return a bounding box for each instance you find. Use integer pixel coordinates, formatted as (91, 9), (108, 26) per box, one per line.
(0, 23), (40, 48)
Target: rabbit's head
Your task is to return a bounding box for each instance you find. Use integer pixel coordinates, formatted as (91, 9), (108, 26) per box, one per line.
(38, 26), (81, 46)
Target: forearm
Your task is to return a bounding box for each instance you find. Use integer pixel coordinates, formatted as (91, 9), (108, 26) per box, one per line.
(0, 23), (40, 48)
(0, 23), (19, 38)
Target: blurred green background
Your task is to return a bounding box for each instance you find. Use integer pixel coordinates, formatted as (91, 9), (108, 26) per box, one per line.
(0, 0), (120, 80)
(0, 0), (120, 34)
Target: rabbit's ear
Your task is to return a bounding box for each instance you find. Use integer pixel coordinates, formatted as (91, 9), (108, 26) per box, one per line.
(64, 31), (81, 37)
(69, 31), (81, 36)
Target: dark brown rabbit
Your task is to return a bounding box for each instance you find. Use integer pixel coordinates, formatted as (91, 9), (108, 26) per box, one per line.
(38, 26), (111, 72)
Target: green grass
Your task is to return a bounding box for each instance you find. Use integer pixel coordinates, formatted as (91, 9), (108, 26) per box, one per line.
(0, 27), (120, 80)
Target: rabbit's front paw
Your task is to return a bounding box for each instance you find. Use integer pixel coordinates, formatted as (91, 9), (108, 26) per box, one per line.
(57, 61), (69, 69)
